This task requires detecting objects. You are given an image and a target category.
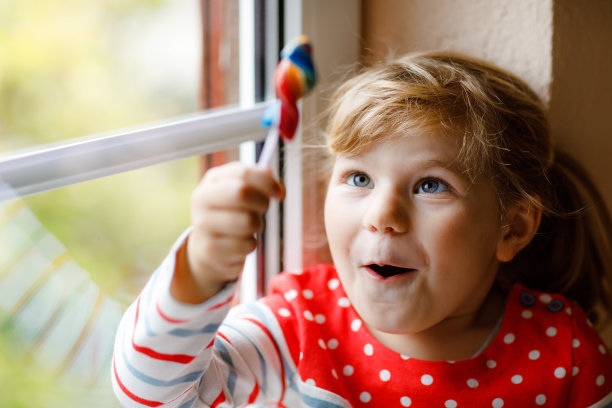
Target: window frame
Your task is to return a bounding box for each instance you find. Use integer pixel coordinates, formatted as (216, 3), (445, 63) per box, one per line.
(0, 0), (361, 299)
(0, 103), (270, 200)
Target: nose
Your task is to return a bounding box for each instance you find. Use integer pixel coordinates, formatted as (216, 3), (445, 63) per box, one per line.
(362, 187), (410, 234)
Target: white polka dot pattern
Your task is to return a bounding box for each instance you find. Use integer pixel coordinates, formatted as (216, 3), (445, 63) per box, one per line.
(421, 374), (433, 386)
(328, 278), (340, 290)
(359, 391), (371, 403)
(539, 294), (552, 303)
(511, 375), (523, 384)
(467, 378), (479, 388)
(284, 289), (298, 301)
(262, 265), (612, 407)
(338, 297), (350, 307)
(554, 367), (566, 379)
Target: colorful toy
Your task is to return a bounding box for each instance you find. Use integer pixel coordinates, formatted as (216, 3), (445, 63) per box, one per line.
(258, 35), (316, 166)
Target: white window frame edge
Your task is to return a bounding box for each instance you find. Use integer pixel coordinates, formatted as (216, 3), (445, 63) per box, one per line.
(282, 0), (361, 272)
(0, 102), (271, 202)
(239, 0), (281, 302)
(282, 0), (304, 273)
(261, 0), (281, 295)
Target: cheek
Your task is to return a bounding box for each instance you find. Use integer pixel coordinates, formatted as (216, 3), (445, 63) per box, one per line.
(324, 193), (363, 265)
(323, 196), (335, 238)
(420, 207), (500, 264)
(324, 195), (346, 253)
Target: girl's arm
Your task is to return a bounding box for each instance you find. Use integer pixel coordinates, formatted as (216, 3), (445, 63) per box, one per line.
(111, 234), (293, 407)
(112, 162), (287, 407)
(172, 162), (283, 304)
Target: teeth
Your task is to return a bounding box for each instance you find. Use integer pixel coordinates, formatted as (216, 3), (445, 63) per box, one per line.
(368, 264), (412, 278)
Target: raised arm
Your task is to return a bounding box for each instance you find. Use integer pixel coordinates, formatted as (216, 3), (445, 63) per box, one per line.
(112, 162), (289, 407)
(173, 162), (283, 304)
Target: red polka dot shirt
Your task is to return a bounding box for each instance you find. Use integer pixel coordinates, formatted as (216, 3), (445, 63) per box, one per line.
(263, 264), (612, 407)
(112, 257), (612, 407)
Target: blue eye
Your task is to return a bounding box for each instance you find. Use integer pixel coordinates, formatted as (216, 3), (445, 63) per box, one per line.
(347, 172), (372, 188)
(417, 178), (449, 194)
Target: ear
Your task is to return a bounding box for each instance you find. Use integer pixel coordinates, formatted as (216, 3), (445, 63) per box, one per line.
(496, 196), (542, 263)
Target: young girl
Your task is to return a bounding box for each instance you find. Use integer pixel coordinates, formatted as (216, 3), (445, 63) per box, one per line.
(112, 52), (612, 407)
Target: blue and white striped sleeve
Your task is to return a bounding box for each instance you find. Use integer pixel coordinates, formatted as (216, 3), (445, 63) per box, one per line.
(112, 232), (292, 408)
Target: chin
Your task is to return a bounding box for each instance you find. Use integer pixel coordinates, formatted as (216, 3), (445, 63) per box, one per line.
(357, 304), (416, 334)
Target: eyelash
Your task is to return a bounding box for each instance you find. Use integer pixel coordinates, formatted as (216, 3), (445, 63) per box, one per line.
(345, 171), (372, 188)
(343, 171), (451, 194)
(415, 177), (451, 194)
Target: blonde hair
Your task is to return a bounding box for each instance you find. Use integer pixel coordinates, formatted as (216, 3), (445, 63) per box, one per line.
(326, 52), (612, 327)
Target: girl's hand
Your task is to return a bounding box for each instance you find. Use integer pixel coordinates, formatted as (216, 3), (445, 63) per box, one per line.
(171, 162), (284, 304)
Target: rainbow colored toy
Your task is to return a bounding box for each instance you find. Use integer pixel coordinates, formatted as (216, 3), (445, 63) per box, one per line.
(258, 35), (316, 166)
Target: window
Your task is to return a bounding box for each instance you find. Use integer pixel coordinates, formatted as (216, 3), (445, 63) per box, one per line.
(0, 0), (360, 405)
(0, 0), (263, 405)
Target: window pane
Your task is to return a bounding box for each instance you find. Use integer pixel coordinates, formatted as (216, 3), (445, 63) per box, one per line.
(18, 159), (197, 299)
(0, 159), (195, 407)
(0, 0), (202, 153)
(0, 0), (244, 406)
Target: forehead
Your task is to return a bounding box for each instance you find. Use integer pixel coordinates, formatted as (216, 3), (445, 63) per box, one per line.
(335, 128), (462, 167)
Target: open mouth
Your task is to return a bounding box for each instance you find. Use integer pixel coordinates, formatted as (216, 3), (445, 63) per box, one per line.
(367, 264), (415, 278)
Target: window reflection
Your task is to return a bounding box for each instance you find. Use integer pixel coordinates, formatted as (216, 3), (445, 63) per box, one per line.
(0, 0), (201, 153)
(0, 0), (243, 406)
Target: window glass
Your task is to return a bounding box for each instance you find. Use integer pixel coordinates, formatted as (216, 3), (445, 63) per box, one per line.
(0, 0), (202, 152)
(0, 0), (244, 405)
(20, 159), (197, 299)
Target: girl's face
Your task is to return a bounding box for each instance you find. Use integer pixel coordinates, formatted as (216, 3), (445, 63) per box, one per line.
(324, 129), (508, 349)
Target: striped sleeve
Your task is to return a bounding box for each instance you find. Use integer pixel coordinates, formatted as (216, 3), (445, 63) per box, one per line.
(112, 232), (292, 407)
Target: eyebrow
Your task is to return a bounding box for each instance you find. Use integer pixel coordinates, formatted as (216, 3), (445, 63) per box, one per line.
(416, 158), (471, 182)
(337, 153), (461, 171)
(414, 158), (459, 171)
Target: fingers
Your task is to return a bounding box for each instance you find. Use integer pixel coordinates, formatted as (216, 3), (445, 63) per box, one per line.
(198, 209), (264, 237)
(200, 162), (283, 202)
(184, 162), (282, 292)
(187, 232), (257, 275)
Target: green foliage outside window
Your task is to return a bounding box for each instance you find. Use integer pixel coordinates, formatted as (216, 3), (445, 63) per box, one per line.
(0, 0), (201, 405)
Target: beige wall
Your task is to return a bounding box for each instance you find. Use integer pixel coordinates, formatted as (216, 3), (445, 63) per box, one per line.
(363, 0), (554, 102)
(361, 0), (612, 344)
(549, 0), (612, 205)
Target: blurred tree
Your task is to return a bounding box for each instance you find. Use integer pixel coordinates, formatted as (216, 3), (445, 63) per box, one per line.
(0, 1), (203, 405)
(0, 0), (199, 298)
